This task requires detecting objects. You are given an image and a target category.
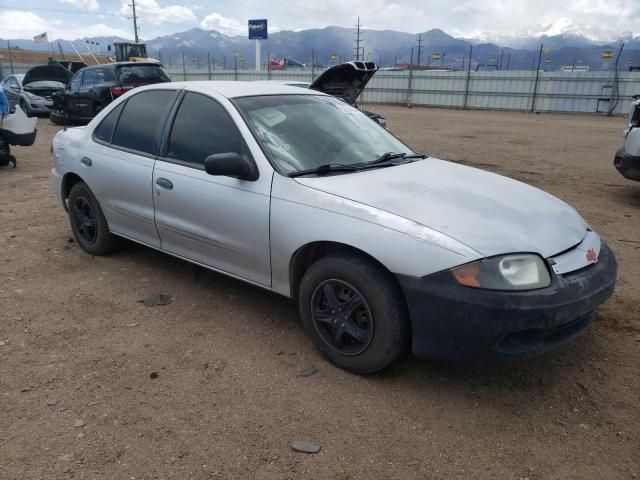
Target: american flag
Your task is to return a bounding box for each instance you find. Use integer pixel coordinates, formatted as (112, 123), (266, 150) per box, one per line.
(33, 32), (47, 43)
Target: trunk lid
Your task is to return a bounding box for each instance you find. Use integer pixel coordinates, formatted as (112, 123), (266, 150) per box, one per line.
(309, 61), (378, 105)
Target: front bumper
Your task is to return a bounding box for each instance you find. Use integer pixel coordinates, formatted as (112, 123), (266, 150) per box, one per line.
(614, 147), (640, 181)
(397, 243), (617, 364)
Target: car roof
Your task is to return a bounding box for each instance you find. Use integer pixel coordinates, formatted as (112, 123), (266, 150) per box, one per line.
(138, 80), (327, 99)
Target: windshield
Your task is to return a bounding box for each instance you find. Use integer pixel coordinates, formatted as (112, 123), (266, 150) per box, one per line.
(234, 95), (412, 174)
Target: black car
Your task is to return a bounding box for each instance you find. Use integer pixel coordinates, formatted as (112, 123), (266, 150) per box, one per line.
(50, 62), (171, 125)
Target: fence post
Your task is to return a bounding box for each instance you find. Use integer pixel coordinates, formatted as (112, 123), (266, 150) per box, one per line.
(182, 51), (186, 81)
(234, 55), (238, 81)
(530, 44), (543, 112)
(267, 50), (271, 80)
(406, 47), (414, 108)
(463, 45), (473, 109)
(7, 40), (14, 74)
(311, 48), (315, 82)
(207, 51), (212, 80)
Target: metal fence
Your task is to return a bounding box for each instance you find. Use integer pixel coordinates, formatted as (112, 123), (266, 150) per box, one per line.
(165, 67), (640, 116)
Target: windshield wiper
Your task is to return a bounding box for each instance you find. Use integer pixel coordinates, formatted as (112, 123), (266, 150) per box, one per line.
(288, 153), (428, 178)
(365, 152), (427, 166)
(288, 163), (360, 178)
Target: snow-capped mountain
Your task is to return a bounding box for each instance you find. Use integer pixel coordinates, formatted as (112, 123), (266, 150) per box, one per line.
(465, 17), (635, 49)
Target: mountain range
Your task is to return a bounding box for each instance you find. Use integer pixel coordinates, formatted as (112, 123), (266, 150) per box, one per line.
(2, 18), (639, 71)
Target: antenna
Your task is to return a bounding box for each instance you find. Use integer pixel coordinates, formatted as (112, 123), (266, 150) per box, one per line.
(354, 17), (363, 61)
(128, 0), (140, 43)
(416, 34), (423, 66)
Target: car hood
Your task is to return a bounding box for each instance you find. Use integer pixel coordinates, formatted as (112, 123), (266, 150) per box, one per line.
(23, 66), (73, 86)
(294, 158), (587, 259)
(309, 61), (378, 105)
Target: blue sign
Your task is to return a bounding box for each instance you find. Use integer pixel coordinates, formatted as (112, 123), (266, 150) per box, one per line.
(248, 19), (268, 40)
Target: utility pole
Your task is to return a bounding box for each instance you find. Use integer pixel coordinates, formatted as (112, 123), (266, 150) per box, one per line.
(354, 16), (363, 61)
(416, 34), (423, 66)
(530, 43), (544, 112)
(129, 0), (139, 43)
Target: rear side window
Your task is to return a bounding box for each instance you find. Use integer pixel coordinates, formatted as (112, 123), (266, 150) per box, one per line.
(94, 68), (115, 83)
(167, 92), (246, 166)
(632, 105), (640, 128)
(111, 90), (176, 155)
(116, 65), (170, 84)
(93, 103), (123, 144)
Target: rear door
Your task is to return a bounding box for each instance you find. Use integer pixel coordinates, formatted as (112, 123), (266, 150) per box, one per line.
(85, 89), (178, 247)
(152, 91), (272, 286)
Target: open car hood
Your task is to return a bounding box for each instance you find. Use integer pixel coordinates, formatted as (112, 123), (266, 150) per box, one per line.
(309, 61), (378, 105)
(23, 66), (73, 86)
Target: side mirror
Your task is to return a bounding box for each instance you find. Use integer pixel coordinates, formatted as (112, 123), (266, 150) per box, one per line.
(204, 152), (259, 181)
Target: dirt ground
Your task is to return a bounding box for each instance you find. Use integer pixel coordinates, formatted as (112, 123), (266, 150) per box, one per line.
(1, 106), (639, 480)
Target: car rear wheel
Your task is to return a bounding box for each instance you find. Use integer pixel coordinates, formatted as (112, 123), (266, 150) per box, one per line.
(298, 253), (410, 374)
(68, 182), (121, 255)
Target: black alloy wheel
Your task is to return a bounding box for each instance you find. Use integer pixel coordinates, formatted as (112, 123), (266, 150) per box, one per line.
(311, 279), (374, 355)
(71, 196), (97, 244)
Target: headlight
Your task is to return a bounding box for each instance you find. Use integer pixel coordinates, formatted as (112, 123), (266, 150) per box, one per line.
(451, 254), (551, 291)
(25, 92), (39, 100)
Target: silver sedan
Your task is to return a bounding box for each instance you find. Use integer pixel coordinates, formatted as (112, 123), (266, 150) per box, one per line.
(51, 82), (617, 373)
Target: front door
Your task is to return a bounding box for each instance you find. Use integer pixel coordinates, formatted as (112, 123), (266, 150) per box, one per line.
(152, 91), (272, 286)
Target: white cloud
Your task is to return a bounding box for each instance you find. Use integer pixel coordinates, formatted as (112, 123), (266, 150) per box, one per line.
(200, 12), (245, 36)
(119, 0), (196, 25)
(0, 11), (129, 40)
(60, 0), (100, 12)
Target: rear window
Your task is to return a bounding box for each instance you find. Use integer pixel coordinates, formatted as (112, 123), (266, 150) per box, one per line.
(116, 65), (170, 84)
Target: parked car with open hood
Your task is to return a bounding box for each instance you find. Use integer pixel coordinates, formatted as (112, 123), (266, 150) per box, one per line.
(50, 81), (617, 373)
(50, 62), (171, 125)
(2, 72), (58, 116)
(614, 95), (640, 181)
(22, 65), (71, 106)
(257, 61), (387, 127)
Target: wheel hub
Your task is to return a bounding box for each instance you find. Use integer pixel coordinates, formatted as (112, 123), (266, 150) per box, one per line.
(311, 279), (374, 356)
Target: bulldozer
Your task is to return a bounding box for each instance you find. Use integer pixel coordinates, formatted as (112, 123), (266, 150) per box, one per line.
(113, 42), (159, 63)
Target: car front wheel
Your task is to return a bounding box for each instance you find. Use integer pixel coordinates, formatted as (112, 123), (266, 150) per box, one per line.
(298, 253), (410, 374)
(68, 182), (121, 255)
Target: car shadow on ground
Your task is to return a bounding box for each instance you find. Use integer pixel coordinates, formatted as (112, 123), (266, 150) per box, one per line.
(109, 237), (604, 411)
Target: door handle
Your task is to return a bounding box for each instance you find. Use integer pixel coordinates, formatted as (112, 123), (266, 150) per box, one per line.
(156, 178), (173, 190)
(80, 157), (92, 167)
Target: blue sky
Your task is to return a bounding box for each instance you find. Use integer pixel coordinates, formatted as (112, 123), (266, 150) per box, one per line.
(0, 0), (638, 41)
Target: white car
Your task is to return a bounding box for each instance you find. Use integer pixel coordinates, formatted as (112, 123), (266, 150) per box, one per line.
(51, 81), (617, 373)
(614, 95), (640, 181)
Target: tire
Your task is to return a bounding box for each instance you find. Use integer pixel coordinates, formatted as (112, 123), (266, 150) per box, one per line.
(93, 103), (103, 116)
(298, 253), (410, 374)
(68, 182), (121, 255)
(19, 99), (32, 117)
(49, 110), (69, 126)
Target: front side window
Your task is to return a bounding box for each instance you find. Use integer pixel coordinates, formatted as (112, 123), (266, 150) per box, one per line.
(167, 92), (247, 166)
(69, 72), (82, 92)
(233, 95), (410, 174)
(111, 90), (176, 155)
